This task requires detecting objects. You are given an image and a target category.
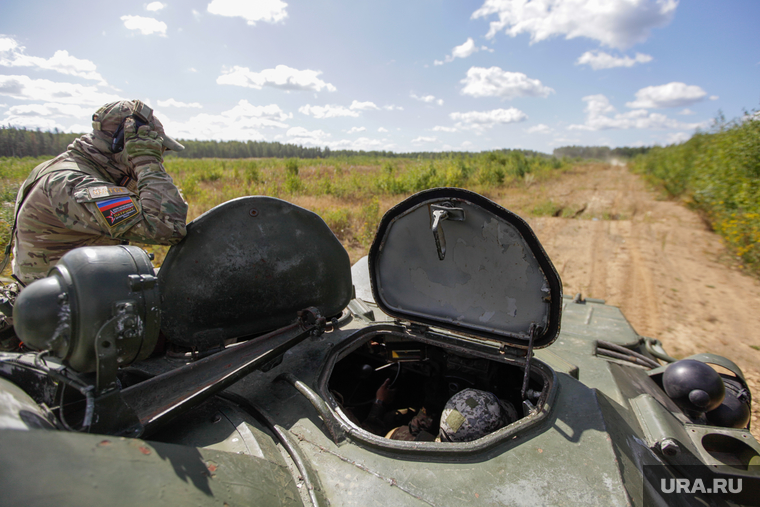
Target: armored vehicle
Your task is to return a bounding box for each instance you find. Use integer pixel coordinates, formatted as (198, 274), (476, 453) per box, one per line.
(1, 188), (758, 506)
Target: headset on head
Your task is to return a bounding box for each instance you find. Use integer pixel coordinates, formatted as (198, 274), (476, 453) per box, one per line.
(92, 101), (154, 154)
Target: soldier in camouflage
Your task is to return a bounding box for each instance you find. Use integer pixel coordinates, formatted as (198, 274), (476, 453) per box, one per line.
(7, 100), (188, 285)
(0, 100), (188, 347)
(438, 388), (518, 442)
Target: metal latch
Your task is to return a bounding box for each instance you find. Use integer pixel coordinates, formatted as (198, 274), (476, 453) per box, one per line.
(430, 203), (465, 260)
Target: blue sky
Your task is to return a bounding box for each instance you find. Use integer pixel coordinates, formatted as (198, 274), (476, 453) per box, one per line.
(1, 0), (758, 154)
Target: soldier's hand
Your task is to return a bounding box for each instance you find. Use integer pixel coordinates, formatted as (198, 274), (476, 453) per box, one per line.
(124, 117), (163, 168)
(375, 378), (396, 405)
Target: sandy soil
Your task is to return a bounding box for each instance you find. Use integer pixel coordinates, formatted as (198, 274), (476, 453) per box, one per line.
(488, 163), (760, 438)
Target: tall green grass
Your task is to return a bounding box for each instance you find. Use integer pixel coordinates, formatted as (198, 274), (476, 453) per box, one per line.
(1, 152), (569, 269)
(631, 113), (760, 273)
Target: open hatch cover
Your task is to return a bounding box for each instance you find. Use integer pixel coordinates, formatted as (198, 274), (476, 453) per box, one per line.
(368, 188), (562, 350)
(158, 196), (352, 349)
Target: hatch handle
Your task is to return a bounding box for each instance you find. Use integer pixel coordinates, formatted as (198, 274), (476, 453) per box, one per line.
(430, 203), (464, 261)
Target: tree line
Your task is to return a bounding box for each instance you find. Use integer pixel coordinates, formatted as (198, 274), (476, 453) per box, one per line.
(1, 126), (652, 161)
(552, 145), (651, 160)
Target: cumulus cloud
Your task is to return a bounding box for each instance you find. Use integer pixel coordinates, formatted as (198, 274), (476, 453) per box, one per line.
(472, 0), (678, 49)
(460, 66), (554, 99)
(160, 100), (291, 141)
(576, 50), (653, 69)
(412, 136), (438, 143)
(665, 131), (691, 144)
(298, 104), (359, 119)
(346, 126), (366, 134)
(434, 38), (493, 65)
(411, 93), (444, 105)
(121, 15), (168, 36)
(626, 82), (708, 109)
(350, 100), (379, 111)
(450, 107), (528, 130)
(328, 137), (395, 151)
(207, 0), (288, 25)
(146, 2), (165, 11)
(378, 127), (388, 132)
(217, 65), (336, 92)
(383, 105), (404, 111)
(0, 36), (106, 84)
(433, 126), (458, 132)
(569, 94), (707, 131)
(526, 123), (552, 134)
(0, 74), (120, 105)
(287, 126), (331, 145)
(157, 98), (203, 108)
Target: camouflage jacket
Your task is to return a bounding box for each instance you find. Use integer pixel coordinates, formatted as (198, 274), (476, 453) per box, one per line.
(11, 151), (188, 284)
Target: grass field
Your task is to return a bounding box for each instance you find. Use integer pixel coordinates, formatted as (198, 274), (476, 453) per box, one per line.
(1, 152), (569, 273)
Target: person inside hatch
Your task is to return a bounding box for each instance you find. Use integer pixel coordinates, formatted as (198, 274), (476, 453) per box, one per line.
(0, 100), (188, 347)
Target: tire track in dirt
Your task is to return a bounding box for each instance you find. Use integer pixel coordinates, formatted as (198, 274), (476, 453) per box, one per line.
(494, 163), (760, 438)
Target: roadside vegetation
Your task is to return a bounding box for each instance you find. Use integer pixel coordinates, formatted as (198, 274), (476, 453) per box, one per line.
(631, 112), (760, 274)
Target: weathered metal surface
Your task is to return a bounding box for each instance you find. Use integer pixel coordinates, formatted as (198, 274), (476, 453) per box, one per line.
(369, 188), (561, 349)
(158, 196), (352, 349)
(3, 188), (760, 507)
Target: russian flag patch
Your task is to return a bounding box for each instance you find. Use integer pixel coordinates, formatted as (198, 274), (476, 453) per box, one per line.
(96, 196), (139, 227)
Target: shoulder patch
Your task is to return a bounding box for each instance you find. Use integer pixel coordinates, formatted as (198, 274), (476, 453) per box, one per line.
(96, 196), (140, 227)
(88, 186), (130, 200)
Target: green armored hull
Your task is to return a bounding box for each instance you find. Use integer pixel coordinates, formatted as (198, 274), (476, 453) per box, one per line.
(1, 189), (757, 506)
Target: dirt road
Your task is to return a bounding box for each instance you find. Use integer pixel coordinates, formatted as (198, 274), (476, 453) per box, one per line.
(488, 162), (760, 437)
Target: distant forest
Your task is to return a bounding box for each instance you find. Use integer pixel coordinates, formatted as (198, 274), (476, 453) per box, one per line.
(1, 126), (652, 160)
(551, 145), (651, 159)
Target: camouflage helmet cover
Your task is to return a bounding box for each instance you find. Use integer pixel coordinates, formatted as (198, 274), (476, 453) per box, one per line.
(439, 388), (517, 442)
(91, 100), (184, 152)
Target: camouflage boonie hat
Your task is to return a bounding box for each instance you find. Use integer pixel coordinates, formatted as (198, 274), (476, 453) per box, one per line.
(91, 100), (184, 152)
(439, 388), (517, 442)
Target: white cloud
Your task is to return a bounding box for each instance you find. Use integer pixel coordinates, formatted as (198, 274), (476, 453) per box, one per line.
(569, 94), (707, 131)
(678, 108), (695, 115)
(121, 15), (167, 36)
(7, 102), (92, 118)
(161, 100), (291, 141)
(665, 132), (691, 144)
(0, 37), (19, 52)
(350, 100), (379, 111)
(217, 65), (336, 92)
(576, 50), (653, 70)
(383, 104), (404, 111)
(287, 126), (331, 145)
(626, 82), (708, 109)
(450, 107), (528, 130)
(0, 74), (120, 105)
(298, 104), (359, 119)
(526, 123), (552, 134)
(709, 95), (719, 101)
(0, 37), (106, 84)
(435, 38), (493, 65)
(378, 127), (388, 132)
(207, 0), (288, 25)
(411, 93), (444, 105)
(329, 137), (395, 151)
(157, 98), (203, 108)
(472, 0), (678, 49)
(433, 126), (458, 132)
(346, 126), (366, 134)
(146, 2), (165, 11)
(460, 66), (554, 99)
(412, 136), (438, 143)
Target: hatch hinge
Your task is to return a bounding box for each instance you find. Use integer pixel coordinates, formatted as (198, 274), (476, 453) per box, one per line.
(430, 203), (465, 261)
(403, 321), (430, 336)
(521, 323), (540, 400)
